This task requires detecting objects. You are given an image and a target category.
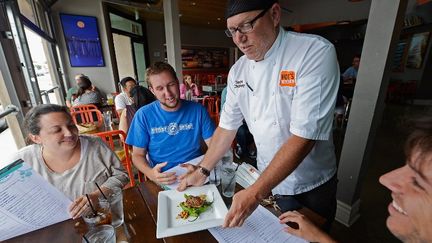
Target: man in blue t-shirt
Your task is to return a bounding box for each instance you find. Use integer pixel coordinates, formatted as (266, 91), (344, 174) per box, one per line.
(126, 62), (215, 185)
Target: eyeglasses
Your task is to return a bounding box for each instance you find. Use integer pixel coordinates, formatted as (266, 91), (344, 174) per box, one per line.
(225, 8), (269, 38)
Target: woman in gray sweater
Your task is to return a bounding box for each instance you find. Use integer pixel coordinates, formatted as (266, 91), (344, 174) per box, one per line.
(12, 104), (129, 219)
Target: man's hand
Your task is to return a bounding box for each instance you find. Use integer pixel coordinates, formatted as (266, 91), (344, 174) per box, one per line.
(223, 188), (260, 227)
(177, 163), (207, 191)
(279, 211), (336, 243)
(148, 162), (177, 185)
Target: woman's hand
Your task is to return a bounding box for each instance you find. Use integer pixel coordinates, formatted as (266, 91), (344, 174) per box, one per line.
(69, 192), (98, 219)
(148, 162), (177, 185)
(279, 211), (337, 243)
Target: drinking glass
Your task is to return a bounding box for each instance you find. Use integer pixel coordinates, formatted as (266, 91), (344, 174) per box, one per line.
(209, 160), (221, 186)
(83, 224), (115, 243)
(83, 200), (112, 228)
(105, 187), (124, 228)
(221, 162), (237, 198)
(103, 111), (112, 127)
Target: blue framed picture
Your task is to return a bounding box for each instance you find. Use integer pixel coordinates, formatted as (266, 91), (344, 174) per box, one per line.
(60, 13), (105, 67)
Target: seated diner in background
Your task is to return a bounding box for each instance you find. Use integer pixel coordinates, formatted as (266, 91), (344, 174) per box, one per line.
(66, 74), (101, 108)
(279, 118), (432, 243)
(11, 104), (129, 219)
(180, 74), (201, 100)
(115, 77), (137, 116)
(119, 85), (155, 134)
(125, 62), (215, 185)
(72, 76), (103, 107)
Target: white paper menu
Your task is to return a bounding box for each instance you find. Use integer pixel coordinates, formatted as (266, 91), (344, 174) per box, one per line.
(209, 205), (308, 243)
(162, 155), (206, 190)
(0, 159), (72, 241)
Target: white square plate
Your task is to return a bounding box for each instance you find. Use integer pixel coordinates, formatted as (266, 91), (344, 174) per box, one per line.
(156, 184), (228, 239)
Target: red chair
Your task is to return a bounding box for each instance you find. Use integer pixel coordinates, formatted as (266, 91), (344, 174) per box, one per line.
(71, 109), (103, 127)
(202, 96), (220, 125)
(70, 104), (98, 113)
(93, 130), (145, 188)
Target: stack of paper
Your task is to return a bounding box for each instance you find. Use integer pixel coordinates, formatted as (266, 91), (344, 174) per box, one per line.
(209, 205), (307, 243)
(235, 163), (261, 188)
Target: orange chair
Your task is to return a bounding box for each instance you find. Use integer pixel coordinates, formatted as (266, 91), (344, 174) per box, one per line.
(93, 130), (145, 188)
(202, 96), (220, 125)
(71, 109), (103, 127)
(70, 104), (99, 113)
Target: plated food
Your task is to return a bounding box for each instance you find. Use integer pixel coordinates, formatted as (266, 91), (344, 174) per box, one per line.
(177, 194), (213, 221)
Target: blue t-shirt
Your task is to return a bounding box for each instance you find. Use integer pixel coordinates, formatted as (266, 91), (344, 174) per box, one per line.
(126, 100), (215, 171)
(342, 66), (358, 79)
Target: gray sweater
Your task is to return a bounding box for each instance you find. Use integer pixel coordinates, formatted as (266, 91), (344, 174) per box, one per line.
(12, 136), (129, 200)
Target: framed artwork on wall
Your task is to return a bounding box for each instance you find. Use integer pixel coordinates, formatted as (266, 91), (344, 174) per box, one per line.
(406, 31), (430, 69)
(60, 13), (105, 67)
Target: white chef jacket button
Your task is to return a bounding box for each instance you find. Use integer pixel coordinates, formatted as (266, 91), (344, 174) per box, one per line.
(272, 92), (275, 96)
(273, 121), (277, 125)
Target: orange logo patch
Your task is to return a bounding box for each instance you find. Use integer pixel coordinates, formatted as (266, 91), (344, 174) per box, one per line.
(279, 70), (296, 87)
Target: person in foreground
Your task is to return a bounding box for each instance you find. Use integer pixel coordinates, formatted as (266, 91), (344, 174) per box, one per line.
(178, 0), (339, 230)
(126, 62), (215, 186)
(11, 104), (129, 219)
(279, 118), (432, 243)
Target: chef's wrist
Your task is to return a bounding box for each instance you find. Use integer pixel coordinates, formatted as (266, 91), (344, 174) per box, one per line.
(197, 165), (210, 177)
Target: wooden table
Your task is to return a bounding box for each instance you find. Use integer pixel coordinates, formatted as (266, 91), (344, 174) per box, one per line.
(5, 182), (325, 243)
(4, 187), (161, 243)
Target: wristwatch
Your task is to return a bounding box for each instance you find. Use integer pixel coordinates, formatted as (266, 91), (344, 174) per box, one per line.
(197, 165), (210, 177)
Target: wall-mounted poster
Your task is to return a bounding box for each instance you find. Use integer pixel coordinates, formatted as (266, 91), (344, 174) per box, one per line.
(406, 31), (430, 69)
(60, 13), (105, 67)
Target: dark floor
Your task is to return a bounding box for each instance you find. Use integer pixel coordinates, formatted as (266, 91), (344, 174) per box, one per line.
(234, 103), (432, 243)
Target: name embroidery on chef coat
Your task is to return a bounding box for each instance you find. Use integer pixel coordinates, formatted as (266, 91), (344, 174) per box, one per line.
(279, 70), (296, 87)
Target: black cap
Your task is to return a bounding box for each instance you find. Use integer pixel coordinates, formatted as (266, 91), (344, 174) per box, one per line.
(225, 0), (277, 19)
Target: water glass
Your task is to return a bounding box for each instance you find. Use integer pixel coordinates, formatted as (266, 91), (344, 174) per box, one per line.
(83, 200), (112, 228)
(221, 162), (237, 198)
(103, 111), (112, 127)
(83, 224), (116, 243)
(209, 161), (221, 186)
(105, 188), (124, 228)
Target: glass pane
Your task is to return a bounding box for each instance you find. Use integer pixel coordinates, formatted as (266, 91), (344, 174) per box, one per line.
(133, 42), (147, 86)
(18, 0), (36, 24)
(113, 33), (135, 81)
(109, 13), (142, 36)
(24, 27), (60, 104)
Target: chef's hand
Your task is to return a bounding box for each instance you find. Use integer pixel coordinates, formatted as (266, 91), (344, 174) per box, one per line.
(148, 162), (177, 185)
(279, 211), (336, 243)
(223, 188), (259, 227)
(177, 163), (207, 191)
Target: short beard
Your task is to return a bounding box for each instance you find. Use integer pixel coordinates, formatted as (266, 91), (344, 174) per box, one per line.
(160, 98), (179, 110)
